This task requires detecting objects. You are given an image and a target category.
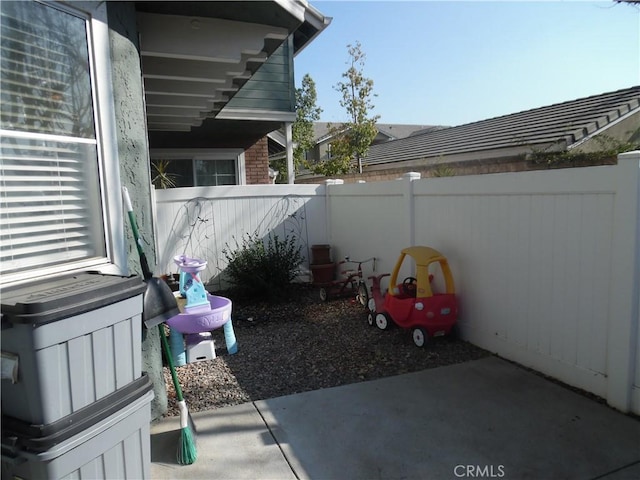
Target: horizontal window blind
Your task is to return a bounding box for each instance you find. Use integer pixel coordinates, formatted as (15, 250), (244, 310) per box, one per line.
(0, 1), (105, 277)
(0, 134), (104, 274)
(0, 1), (95, 137)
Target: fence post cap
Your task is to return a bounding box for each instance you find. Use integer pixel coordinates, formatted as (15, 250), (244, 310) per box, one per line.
(618, 150), (640, 162)
(403, 172), (421, 180)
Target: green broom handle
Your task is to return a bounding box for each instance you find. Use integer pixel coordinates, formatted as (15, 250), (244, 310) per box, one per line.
(122, 187), (152, 279)
(159, 324), (185, 403)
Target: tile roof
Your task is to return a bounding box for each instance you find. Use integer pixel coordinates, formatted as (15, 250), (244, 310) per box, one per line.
(267, 122), (439, 153)
(364, 86), (640, 165)
(312, 122), (441, 143)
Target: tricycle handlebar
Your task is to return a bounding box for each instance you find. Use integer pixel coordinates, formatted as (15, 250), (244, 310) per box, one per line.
(342, 257), (376, 269)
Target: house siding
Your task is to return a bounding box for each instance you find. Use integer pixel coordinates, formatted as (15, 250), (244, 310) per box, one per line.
(224, 36), (295, 113)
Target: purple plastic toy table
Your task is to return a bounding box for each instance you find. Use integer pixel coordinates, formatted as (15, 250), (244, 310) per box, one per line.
(166, 294), (237, 354)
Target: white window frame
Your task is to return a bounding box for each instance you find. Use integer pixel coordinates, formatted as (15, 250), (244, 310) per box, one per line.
(0, 1), (126, 286)
(150, 148), (246, 186)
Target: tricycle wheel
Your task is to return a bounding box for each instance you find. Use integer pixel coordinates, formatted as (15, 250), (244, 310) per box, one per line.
(357, 283), (369, 307)
(375, 312), (391, 331)
(367, 297), (376, 313)
(412, 327), (428, 348)
(319, 287), (329, 302)
(367, 312), (375, 326)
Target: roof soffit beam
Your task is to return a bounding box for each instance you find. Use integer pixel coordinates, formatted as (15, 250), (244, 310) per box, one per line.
(141, 56), (263, 82)
(138, 11), (291, 130)
(138, 12), (288, 62)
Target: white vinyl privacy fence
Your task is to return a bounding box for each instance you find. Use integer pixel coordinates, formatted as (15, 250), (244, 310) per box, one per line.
(153, 184), (328, 289)
(155, 152), (640, 414)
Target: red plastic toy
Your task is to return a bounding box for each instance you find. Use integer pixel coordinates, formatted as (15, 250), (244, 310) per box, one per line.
(318, 257), (374, 305)
(367, 246), (458, 347)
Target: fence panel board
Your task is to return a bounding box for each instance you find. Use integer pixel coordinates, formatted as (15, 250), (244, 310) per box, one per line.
(154, 185), (327, 289)
(407, 172), (620, 400)
(327, 180), (407, 282)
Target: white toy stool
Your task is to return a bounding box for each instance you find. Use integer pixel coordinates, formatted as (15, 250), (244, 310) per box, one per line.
(185, 332), (216, 363)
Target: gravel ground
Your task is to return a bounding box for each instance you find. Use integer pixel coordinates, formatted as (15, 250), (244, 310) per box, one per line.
(162, 284), (489, 417)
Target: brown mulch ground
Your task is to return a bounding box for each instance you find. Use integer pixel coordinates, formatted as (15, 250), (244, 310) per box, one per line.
(163, 284), (489, 416)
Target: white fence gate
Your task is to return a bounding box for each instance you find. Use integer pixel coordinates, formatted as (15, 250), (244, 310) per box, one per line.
(155, 152), (640, 414)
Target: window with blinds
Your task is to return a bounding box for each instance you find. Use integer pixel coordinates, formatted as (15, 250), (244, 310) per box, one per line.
(0, 1), (106, 277)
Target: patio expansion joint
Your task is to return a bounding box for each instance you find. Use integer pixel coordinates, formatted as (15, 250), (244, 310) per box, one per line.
(251, 401), (301, 480)
(588, 459), (640, 480)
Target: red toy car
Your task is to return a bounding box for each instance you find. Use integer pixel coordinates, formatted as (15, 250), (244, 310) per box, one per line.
(368, 246), (458, 347)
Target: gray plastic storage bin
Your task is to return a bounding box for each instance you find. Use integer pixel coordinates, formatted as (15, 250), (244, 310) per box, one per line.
(1, 272), (146, 425)
(1, 374), (153, 480)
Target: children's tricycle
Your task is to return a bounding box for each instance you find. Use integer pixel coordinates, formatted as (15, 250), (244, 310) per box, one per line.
(318, 257), (375, 306)
(367, 246), (458, 347)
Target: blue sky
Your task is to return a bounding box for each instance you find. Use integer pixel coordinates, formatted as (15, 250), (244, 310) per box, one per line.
(294, 1), (639, 127)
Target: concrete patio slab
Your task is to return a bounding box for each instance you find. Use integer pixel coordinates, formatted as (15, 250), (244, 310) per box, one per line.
(151, 356), (640, 479)
(150, 402), (296, 479)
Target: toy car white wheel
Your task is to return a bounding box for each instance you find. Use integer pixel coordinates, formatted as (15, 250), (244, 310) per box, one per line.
(357, 283), (369, 306)
(375, 313), (390, 330)
(412, 327), (428, 348)
(319, 287), (328, 302)
(367, 312), (375, 326)
(367, 297), (376, 312)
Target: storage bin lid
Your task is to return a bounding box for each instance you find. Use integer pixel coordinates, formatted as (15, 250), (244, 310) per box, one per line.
(1, 374), (153, 454)
(1, 272), (146, 326)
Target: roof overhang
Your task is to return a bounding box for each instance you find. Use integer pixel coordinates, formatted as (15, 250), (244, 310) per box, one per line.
(135, 1), (329, 135)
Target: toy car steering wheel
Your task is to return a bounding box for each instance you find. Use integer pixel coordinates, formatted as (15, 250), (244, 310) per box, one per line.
(402, 277), (417, 296)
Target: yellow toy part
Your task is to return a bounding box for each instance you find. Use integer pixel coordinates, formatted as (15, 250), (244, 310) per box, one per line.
(388, 246), (455, 297)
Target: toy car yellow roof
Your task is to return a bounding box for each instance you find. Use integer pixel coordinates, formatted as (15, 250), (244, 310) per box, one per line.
(390, 246), (455, 296)
(401, 246), (447, 266)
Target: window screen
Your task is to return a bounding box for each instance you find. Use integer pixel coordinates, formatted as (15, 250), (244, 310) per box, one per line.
(0, 1), (106, 276)
(195, 159), (236, 186)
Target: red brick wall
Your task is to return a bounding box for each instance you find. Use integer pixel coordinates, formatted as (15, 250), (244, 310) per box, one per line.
(244, 137), (270, 185)
(294, 154), (617, 184)
(294, 157), (528, 184)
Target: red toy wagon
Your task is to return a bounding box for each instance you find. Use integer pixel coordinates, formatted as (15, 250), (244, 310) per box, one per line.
(367, 246), (459, 347)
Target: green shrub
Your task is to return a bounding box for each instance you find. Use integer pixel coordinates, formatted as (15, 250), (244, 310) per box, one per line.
(222, 233), (303, 300)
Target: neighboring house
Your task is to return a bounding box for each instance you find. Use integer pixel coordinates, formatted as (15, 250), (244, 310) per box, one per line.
(296, 86), (640, 183)
(268, 122), (444, 177)
(0, 0), (329, 420)
(305, 122), (446, 164)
